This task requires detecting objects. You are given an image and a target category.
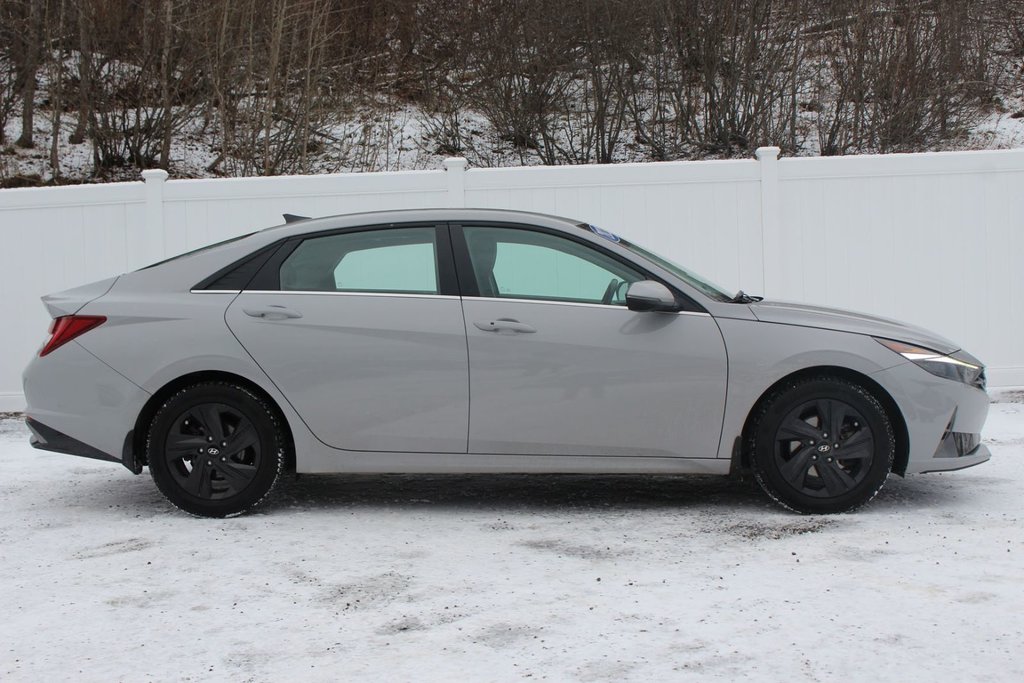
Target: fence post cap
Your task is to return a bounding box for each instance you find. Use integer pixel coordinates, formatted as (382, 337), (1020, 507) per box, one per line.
(443, 157), (468, 171)
(755, 147), (781, 161)
(141, 169), (169, 182)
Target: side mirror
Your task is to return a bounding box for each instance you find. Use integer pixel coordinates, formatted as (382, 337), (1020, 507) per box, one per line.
(625, 280), (679, 312)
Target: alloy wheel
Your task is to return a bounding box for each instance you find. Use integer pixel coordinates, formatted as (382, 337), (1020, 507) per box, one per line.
(773, 398), (875, 498)
(163, 402), (261, 500)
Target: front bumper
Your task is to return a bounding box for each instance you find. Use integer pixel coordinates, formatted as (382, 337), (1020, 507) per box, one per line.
(909, 442), (991, 474)
(874, 360), (991, 475)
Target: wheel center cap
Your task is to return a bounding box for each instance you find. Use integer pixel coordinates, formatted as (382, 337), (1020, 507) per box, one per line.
(207, 447), (221, 456)
(817, 443), (832, 453)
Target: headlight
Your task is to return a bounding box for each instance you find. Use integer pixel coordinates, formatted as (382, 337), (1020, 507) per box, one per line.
(874, 338), (986, 389)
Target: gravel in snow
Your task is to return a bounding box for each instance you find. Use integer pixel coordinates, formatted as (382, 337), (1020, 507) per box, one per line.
(1, 397), (1022, 681)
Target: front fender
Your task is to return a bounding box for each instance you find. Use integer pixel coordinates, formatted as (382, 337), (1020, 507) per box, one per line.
(715, 318), (906, 461)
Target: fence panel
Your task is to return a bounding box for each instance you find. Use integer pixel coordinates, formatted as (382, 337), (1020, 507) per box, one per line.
(0, 184), (145, 409)
(776, 151), (1024, 388)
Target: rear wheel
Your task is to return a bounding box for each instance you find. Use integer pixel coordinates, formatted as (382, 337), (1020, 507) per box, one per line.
(748, 376), (894, 514)
(147, 382), (285, 517)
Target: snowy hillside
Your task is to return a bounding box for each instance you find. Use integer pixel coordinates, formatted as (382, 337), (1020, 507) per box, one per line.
(3, 1), (1023, 186)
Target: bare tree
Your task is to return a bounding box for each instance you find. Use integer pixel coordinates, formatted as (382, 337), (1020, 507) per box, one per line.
(14, 0), (43, 148)
(0, 1), (22, 145)
(812, 0), (998, 155)
(0, 0), (1015, 184)
(69, 0), (95, 145)
(46, 0), (67, 178)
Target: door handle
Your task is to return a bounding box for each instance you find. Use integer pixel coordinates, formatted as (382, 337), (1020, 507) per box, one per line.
(243, 305), (303, 321)
(473, 318), (536, 334)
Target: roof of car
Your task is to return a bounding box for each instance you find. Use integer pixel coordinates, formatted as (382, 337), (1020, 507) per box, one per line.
(260, 208), (583, 239)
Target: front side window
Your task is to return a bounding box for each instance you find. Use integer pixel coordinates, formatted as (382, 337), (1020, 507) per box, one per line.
(462, 226), (643, 305)
(279, 227), (439, 294)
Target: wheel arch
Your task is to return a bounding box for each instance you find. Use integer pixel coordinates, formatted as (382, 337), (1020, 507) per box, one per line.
(124, 370), (296, 473)
(736, 365), (910, 476)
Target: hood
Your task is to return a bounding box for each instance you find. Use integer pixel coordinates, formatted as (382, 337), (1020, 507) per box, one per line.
(41, 275), (120, 318)
(748, 300), (960, 355)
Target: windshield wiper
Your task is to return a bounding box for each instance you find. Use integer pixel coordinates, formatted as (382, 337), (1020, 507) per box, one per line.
(730, 290), (763, 303)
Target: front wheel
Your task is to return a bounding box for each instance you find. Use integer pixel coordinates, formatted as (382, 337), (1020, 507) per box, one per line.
(748, 376), (895, 514)
(147, 382), (286, 517)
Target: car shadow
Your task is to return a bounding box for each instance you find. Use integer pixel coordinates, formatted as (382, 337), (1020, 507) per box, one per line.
(262, 472), (771, 514)
(255, 469), (984, 516)
(25, 462), (989, 518)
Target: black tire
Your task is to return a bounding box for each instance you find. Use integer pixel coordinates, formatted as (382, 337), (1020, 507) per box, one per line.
(748, 376), (895, 514)
(147, 382), (285, 517)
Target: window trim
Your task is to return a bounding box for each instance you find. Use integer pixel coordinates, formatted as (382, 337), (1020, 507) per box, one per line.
(245, 222), (458, 296)
(193, 241), (283, 292)
(242, 290), (461, 301)
(449, 222), (704, 312)
(471, 295), (712, 316)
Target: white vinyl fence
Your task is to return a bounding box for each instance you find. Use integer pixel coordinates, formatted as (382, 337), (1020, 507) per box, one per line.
(1, 148), (1022, 411)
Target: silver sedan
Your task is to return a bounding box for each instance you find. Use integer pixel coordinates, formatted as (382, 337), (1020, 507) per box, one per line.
(22, 209), (990, 516)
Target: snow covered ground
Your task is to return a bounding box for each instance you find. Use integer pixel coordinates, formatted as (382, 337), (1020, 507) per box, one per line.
(1, 395), (1022, 682)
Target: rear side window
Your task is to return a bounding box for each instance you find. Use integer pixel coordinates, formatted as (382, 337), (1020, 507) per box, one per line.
(279, 227), (439, 294)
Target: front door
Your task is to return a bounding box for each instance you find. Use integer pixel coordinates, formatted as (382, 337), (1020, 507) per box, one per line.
(226, 224), (469, 453)
(454, 224), (728, 459)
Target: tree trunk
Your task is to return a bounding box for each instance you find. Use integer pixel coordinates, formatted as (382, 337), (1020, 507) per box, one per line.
(16, 0), (43, 149)
(159, 0), (174, 169)
(262, 0), (287, 175)
(70, 0), (93, 145)
(49, 0), (67, 179)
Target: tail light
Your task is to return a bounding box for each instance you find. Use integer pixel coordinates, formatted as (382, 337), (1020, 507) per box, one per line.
(40, 315), (106, 357)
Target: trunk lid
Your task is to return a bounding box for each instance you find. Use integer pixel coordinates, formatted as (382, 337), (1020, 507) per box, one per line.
(41, 276), (120, 318)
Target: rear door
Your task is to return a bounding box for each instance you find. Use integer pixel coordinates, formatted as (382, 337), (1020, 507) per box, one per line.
(453, 223), (728, 459)
(226, 224), (469, 453)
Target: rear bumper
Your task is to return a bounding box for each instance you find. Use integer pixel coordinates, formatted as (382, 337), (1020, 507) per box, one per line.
(23, 340), (149, 472)
(26, 417), (122, 465)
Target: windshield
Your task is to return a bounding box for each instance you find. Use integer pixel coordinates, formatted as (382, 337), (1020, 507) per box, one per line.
(579, 224), (734, 302)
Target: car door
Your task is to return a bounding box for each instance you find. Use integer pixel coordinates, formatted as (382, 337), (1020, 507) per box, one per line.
(453, 223), (728, 459)
(225, 224), (469, 453)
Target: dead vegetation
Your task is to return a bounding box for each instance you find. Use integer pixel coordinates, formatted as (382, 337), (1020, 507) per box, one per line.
(0, 0), (1021, 184)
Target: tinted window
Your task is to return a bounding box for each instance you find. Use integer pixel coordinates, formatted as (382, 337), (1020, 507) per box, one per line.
(280, 227), (439, 294)
(463, 226), (643, 305)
